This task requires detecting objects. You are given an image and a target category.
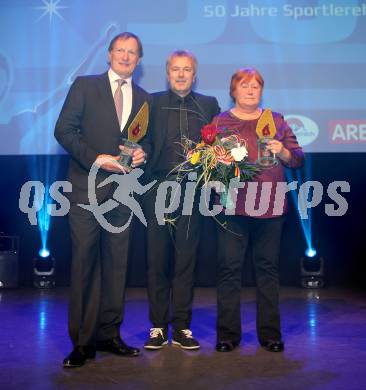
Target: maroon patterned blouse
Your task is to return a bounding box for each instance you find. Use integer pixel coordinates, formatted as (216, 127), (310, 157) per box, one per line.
(211, 110), (305, 218)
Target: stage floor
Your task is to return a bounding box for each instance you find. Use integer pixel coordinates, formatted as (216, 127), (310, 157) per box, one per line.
(0, 287), (365, 390)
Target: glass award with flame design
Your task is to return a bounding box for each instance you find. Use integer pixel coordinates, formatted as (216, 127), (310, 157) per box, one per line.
(118, 101), (149, 169)
(256, 109), (277, 167)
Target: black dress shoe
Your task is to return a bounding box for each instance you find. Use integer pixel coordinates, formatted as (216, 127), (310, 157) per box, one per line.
(261, 340), (284, 352)
(216, 340), (239, 352)
(96, 336), (140, 357)
(63, 346), (96, 368)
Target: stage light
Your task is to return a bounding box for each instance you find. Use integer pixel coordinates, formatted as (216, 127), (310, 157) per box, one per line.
(29, 156), (58, 289)
(34, 187), (55, 289)
(39, 248), (50, 258)
(285, 158), (323, 288)
(33, 249), (55, 289)
(305, 247), (317, 258)
(301, 248), (324, 289)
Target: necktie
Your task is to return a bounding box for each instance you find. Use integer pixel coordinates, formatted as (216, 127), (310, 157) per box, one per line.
(114, 79), (125, 126)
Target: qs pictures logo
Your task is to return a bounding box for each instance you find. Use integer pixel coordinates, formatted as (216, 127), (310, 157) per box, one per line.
(285, 114), (319, 147)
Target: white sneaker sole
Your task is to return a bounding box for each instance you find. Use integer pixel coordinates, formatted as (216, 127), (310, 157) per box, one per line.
(144, 341), (168, 350)
(171, 340), (200, 350)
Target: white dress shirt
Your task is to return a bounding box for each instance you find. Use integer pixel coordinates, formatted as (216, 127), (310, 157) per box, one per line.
(108, 68), (132, 132)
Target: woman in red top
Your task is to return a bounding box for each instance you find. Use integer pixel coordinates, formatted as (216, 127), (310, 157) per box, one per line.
(213, 68), (304, 353)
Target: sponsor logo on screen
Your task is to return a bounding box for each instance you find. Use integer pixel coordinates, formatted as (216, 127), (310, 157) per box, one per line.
(284, 114), (319, 147)
(328, 120), (366, 144)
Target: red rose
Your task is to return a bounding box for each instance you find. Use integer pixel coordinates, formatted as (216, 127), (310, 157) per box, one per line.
(201, 124), (217, 145)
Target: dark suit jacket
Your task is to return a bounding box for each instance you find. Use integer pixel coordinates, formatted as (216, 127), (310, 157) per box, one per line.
(144, 90), (220, 179)
(55, 71), (151, 204)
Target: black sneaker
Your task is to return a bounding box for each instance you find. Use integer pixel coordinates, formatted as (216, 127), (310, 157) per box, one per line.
(144, 328), (168, 350)
(172, 329), (200, 350)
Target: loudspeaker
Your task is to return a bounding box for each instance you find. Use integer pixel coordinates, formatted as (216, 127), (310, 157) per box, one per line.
(0, 236), (19, 288)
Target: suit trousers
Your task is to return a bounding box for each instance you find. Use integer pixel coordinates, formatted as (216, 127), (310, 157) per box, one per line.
(68, 201), (131, 347)
(144, 179), (202, 330)
(216, 215), (285, 344)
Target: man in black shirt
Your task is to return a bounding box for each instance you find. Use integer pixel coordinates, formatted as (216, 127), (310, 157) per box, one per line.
(143, 50), (220, 350)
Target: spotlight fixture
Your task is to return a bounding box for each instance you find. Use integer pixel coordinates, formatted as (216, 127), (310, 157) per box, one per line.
(301, 248), (324, 289)
(33, 248), (55, 289)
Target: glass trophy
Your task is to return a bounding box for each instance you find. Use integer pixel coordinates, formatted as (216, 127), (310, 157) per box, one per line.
(118, 138), (141, 169)
(256, 137), (277, 167)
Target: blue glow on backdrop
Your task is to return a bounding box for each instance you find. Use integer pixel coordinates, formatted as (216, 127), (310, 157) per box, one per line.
(37, 195), (51, 257)
(0, 0), (366, 155)
(286, 156), (315, 256)
(30, 155), (60, 257)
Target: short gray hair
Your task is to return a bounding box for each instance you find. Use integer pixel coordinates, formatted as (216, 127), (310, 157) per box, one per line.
(166, 50), (197, 74)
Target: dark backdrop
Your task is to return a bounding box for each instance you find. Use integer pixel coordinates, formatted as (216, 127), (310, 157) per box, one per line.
(0, 154), (365, 288)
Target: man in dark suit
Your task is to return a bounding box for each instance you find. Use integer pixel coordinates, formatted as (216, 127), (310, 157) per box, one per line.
(143, 50), (220, 350)
(55, 32), (150, 368)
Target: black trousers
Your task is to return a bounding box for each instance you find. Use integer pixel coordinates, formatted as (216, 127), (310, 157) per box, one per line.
(68, 201), (130, 347)
(144, 179), (201, 331)
(216, 215), (285, 344)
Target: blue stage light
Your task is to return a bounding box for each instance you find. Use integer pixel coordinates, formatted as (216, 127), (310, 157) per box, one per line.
(301, 254), (324, 289)
(38, 248), (50, 258)
(285, 159), (315, 255)
(301, 248), (324, 289)
(285, 157), (324, 288)
(305, 247), (317, 258)
(29, 156), (59, 275)
(34, 189), (56, 289)
(37, 186), (51, 259)
(33, 252), (56, 289)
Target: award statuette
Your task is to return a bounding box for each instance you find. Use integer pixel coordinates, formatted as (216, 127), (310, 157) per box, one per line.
(118, 102), (149, 169)
(255, 109), (277, 167)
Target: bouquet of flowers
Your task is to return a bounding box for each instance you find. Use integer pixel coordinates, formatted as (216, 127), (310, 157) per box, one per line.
(174, 123), (259, 189)
(171, 123), (260, 211)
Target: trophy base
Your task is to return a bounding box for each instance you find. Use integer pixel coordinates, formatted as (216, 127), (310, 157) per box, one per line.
(117, 138), (141, 169)
(117, 153), (133, 169)
(256, 137), (278, 168)
(256, 157), (278, 168)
